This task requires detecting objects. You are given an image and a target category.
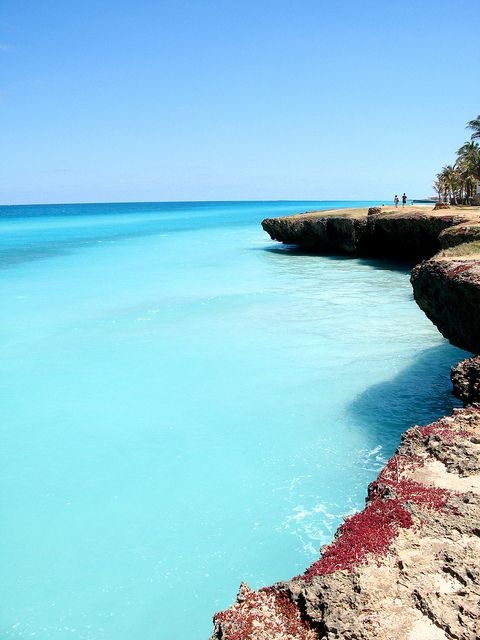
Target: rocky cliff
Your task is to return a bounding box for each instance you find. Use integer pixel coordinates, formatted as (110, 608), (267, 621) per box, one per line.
(211, 408), (480, 640)
(411, 255), (480, 354)
(210, 205), (480, 640)
(261, 208), (465, 261)
(263, 205), (480, 357)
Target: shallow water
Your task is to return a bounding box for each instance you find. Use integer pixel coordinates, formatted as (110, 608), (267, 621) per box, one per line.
(0, 201), (467, 639)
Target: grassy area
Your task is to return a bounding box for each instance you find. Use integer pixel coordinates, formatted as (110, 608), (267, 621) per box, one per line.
(439, 241), (480, 258)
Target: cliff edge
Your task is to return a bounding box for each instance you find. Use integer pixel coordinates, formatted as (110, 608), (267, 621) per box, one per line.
(212, 408), (480, 640)
(211, 205), (480, 639)
(411, 250), (480, 355)
(261, 207), (466, 261)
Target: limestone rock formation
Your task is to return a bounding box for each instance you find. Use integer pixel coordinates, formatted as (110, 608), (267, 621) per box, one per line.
(211, 409), (480, 640)
(261, 215), (366, 255)
(261, 210), (464, 261)
(411, 258), (480, 354)
(451, 357), (480, 405)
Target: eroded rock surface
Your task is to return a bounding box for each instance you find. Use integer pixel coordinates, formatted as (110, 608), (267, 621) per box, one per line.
(261, 209), (465, 261)
(411, 258), (480, 354)
(211, 409), (480, 640)
(261, 215), (366, 255)
(452, 357), (480, 405)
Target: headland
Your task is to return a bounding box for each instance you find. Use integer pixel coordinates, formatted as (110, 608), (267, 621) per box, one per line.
(211, 205), (480, 640)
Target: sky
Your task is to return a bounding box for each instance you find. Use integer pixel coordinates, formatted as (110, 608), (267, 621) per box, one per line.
(1, 0), (479, 204)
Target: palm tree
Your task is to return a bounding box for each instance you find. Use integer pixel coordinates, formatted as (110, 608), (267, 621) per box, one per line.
(467, 114), (480, 140)
(438, 165), (461, 204)
(433, 115), (480, 205)
(455, 141), (480, 202)
(433, 177), (445, 202)
(457, 140), (480, 158)
(457, 141), (480, 178)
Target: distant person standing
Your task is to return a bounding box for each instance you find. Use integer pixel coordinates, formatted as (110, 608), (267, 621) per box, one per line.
(402, 193), (407, 206)
(394, 195), (399, 207)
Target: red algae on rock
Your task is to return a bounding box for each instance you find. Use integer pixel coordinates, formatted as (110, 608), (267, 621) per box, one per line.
(302, 498), (413, 579)
(302, 442), (458, 580)
(211, 408), (480, 639)
(446, 263), (472, 279)
(212, 583), (316, 640)
(420, 420), (473, 442)
(372, 450), (457, 510)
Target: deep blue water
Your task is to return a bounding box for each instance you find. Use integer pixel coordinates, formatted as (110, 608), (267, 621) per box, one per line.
(0, 201), (467, 639)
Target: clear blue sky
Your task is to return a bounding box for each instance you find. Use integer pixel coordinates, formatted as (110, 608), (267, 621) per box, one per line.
(1, 0), (479, 204)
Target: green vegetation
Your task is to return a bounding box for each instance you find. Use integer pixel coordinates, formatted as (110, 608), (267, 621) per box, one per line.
(440, 240), (480, 258)
(434, 114), (480, 204)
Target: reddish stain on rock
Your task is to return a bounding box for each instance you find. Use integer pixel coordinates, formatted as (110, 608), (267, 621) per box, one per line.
(303, 498), (412, 578)
(213, 586), (315, 640)
(420, 421), (473, 442)
(447, 263), (472, 279)
(301, 442), (457, 580)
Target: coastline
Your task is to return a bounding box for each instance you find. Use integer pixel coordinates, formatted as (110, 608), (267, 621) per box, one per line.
(211, 205), (480, 639)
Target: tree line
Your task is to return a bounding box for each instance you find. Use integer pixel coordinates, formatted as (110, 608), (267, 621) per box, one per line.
(434, 115), (480, 204)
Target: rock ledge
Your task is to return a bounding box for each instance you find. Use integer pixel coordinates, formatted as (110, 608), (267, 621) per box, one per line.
(212, 409), (480, 639)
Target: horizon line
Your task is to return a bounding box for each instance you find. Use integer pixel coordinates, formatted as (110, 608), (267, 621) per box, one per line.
(0, 197), (395, 208)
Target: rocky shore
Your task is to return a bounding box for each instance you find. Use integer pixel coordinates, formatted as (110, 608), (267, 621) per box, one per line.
(210, 205), (480, 639)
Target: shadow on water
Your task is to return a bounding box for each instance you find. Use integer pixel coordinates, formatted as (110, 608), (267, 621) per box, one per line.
(262, 243), (470, 446)
(260, 244), (417, 273)
(347, 343), (471, 446)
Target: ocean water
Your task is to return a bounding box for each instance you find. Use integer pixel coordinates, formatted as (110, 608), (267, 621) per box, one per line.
(0, 201), (467, 640)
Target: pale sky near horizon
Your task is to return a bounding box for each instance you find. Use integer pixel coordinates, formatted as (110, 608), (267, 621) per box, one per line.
(1, 0), (479, 205)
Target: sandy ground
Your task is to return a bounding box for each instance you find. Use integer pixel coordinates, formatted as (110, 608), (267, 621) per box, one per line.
(295, 205), (480, 221)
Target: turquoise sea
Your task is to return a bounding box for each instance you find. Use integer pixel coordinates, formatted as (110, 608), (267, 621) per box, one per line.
(0, 201), (467, 639)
